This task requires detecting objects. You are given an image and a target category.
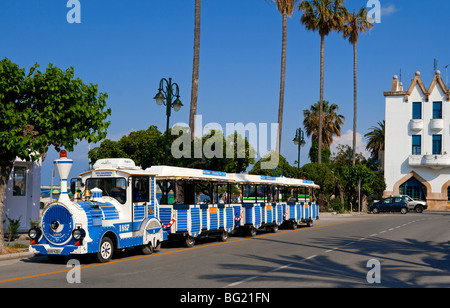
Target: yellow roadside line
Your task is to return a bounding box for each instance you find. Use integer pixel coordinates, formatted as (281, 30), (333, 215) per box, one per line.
(0, 216), (372, 285)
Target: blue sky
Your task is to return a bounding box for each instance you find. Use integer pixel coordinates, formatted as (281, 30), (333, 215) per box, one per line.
(1, 0), (449, 185)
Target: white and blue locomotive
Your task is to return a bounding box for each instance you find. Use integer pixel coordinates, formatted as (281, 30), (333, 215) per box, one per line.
(29, 152), (165, 262)
(29, 152), (320, 263)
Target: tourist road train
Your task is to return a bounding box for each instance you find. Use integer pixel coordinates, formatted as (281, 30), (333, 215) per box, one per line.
(28, 151), (320, 263)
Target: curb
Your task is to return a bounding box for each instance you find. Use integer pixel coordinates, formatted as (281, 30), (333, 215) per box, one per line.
(0, 251), (36, 262)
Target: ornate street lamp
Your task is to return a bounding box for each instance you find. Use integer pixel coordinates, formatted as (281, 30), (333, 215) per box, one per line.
(154, 78), (183, 203)
(154, 78), (183, 166)
(293, 128), (306, 170)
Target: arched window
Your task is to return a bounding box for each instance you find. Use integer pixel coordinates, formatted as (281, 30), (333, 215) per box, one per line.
(447, 186), (450, 201)
(399, 177), (427, 201)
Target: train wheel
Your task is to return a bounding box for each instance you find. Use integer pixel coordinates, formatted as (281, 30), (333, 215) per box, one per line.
(96, 237), (113, 263)
(272, 224), (279, 233)
(184, 236), (195, 248)
(138, 243), (153, 255)
(218, 231), (229, 242)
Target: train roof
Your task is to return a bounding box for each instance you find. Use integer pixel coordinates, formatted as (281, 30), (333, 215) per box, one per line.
(148, 165), (229, 182)
(82, 159), (319, 189)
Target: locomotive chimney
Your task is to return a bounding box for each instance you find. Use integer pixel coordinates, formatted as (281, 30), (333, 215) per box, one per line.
(53, 150), (73, 203)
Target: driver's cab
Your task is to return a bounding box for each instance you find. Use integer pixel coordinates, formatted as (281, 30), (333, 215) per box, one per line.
(75, 159), (157, 233)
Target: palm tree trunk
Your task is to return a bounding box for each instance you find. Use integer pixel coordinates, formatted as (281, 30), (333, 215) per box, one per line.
(318, 34), (325, 164)
(352, 42), (357, 166)
(189, 0), (201, 141)
(277, 12), (288, 154)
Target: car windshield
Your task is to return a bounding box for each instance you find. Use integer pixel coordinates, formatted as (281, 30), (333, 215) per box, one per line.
(86, 178), (127, 204)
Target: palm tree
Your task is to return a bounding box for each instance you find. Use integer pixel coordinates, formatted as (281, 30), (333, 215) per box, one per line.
(298, 0), (347, 164)
(364, 120), (385, 160)
(189, 0), (201, 141)
(303, 101), (345, 149)
(271, 0), (297, 154)
(343, 7), (373, 166)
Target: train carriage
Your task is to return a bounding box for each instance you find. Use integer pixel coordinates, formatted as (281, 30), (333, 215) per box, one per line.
(229, 173), (284, 236)
(149, 165), (234, 247)
(280, 177), (320, 228)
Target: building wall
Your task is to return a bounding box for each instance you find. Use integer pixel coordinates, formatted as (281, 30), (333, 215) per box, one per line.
(384, 71), (450, 211)
(2, 158), (42, 233)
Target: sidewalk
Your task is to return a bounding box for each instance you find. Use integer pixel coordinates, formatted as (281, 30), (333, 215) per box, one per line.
(0, 240), (35, 262)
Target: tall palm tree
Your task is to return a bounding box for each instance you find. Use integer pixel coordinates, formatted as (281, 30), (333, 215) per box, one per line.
(271, 0), (297, 154)
(298, 0), (347, 164)
(303, 100), (345, 149)
(189, 0), (201, 141)
(343, 7), (373, 166)
(364, 120), (385, 160)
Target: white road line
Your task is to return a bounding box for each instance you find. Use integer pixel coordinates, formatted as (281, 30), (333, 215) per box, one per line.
(301, 255), (317, 261)
(271, 264), (293, 272)
(226, 275), (258, 287)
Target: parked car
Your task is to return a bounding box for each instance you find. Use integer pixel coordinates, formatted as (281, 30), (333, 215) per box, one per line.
(370, 196), (409, 214)
(394, 195), (427, 213)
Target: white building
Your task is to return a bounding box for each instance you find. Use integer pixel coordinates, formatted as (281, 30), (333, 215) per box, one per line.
(2, 158), (42, 233)
(384, 70), (450, 211)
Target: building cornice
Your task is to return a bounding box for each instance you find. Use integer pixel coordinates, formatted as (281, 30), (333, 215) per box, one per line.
(384, 70), (450, 102)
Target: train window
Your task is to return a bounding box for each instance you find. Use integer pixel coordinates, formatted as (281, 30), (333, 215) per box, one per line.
(86, 178), (127, 204)
(133, 177), (150, 203)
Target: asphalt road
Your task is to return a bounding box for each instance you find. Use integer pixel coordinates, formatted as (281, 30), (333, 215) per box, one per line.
(1, 211), (449, 289)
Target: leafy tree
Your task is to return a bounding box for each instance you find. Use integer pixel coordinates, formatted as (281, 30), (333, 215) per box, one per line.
(303, 100), (345, 151)
(364, 120), (385, 160)
(308, 140), (331, 164)
(89, 127), (255, 174)
(249, 153), (298, 178)
(0, 58), (110, 253)
(330, 144), (366, 166)
(299, 162), (336, 208)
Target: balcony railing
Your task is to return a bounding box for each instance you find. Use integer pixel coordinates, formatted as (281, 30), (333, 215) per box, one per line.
(409, 119), (423, 131)
(409, 154), (450, 169)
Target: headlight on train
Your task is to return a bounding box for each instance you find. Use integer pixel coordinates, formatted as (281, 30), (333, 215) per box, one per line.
(72, 228), (86, 240)
(28, 227), (41, 244)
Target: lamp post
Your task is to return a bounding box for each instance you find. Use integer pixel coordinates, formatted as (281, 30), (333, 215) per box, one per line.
(293, 128), (306, 170)
(154, 78), (183, 166)
(154, 78), (183, 203)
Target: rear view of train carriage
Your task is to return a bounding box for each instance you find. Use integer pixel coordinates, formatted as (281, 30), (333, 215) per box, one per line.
(29, 153), (166, 263)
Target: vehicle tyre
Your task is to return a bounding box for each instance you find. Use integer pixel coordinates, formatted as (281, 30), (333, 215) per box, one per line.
(272, 224), (278, 233)
(291, 221), (298, 229)
(184, 236), (195, 248)
(218, 231), (229, 242)
(401, 208), (408, 214)
(372, 208), (380, 214)
(415, 205), (423, 213)
(138, 243), (153, 255)
(306, 219), (313, 227)
(249, 227), (257, 237)
(96, 237), (114, 263)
